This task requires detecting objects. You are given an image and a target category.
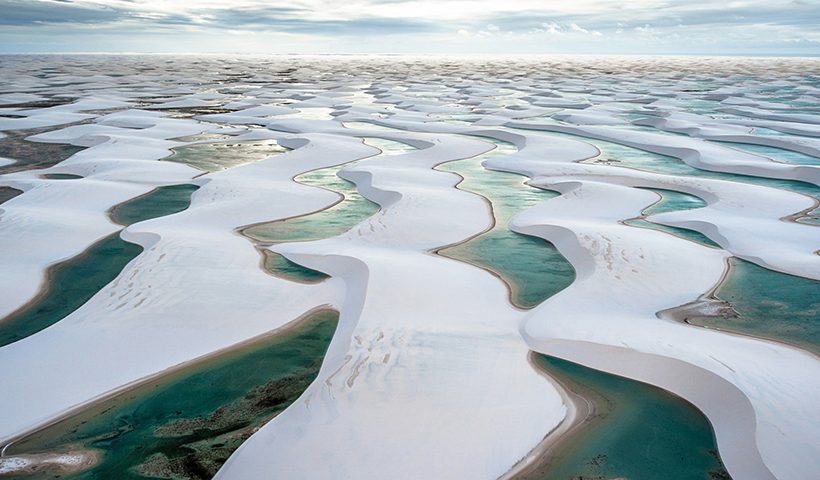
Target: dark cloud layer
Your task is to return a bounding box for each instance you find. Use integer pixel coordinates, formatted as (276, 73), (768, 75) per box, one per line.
(0, 0), (128, 25)
(0, 0), (818, 53)
(0, 0), (437, 36)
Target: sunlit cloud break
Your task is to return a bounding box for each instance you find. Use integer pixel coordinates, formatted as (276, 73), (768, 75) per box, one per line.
(0, 0), (818, 54)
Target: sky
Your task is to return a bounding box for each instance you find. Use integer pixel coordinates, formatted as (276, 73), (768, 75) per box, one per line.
(1, 0), (819, 55)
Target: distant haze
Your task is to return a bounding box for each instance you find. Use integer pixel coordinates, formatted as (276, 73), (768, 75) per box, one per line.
(1, 0), (818, 55)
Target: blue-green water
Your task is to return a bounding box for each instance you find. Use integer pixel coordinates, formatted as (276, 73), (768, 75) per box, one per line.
(0, 186), (22, 205)
(342, 121), (408, 132)
(525, 354), (729, 480)
(110, 184), (199, 226)
(164, 139), (288, 173)
(243, 137), (415, 244)
(437, 139), (576, 309)
(0, 182), (202, 347)
(361, 137), (417, 156)
(263, 251), (329, 283)
(513, 128), (820, 218)
(4, 310), (339, 480)
(797, 216), (820, 226)
(750, 127), (790, 137)
(641, 188), (707, 216)
(711, 141), (820, 167)
(625, 218), (720, 248)
(41, 173), (83, 180)
(243, 167), (379, 244)
(624, 188), (721, 248)
(0, 233), (143, 348)
(688, 258), (820, 355)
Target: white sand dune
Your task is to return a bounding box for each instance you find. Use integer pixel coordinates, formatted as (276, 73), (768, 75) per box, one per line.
(216, 133), (569, 480)
(1, 55), (819, 480)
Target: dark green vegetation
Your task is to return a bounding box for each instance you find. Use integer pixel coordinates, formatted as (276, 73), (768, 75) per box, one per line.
(110, 184), (199, 226)
(688, 258), (820, 355)
(524, 354), (730, 480)
(0, 233), (143, 348)
(4, 310), (339, 480)
(437, 140), (576, 309)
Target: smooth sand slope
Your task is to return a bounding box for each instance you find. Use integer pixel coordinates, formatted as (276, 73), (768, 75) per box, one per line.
(1, 55), (819, 480)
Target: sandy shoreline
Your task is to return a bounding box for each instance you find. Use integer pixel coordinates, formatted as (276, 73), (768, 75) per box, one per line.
(3, 56), (820, 480)
(0, 448), (99, 477)
(0, 305), (336, 449)
(659, 258), (820, 360)
(237, 141), (383, 245)
(0, 230), (129, 330)
(430, 143), (544, 312)
(498, 351), (593, 480)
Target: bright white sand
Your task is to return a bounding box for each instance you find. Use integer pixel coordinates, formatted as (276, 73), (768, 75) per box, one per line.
(1, 56), (819, 480)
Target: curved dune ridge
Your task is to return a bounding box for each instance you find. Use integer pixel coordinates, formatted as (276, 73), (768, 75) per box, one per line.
(0, 55), (819, 480)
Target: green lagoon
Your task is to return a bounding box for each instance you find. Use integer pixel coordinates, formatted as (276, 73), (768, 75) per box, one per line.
(244, 137), (414, 244)
(0, 183), (200, 346)
(263, 251), (330, 284)
(41, 173), (83, 180)
(526, 354), (729, 480)
(437, 139), (576, 309)
(689, 258), (820, 355)
(110, 184), (199, 226)
(624, 188), (720, 248)
(0, 233), (143, 348)
(4, 310), (339, 480)
(164, 139), (288, 173)
(0, 186), (22, 205)
(515, 128), (820, 220)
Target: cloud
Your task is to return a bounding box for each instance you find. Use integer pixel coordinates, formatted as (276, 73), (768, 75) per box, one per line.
(541, 22), (561, 34)
(1, 0), (819, 54)
(538, 21), (599, 36)
(0, 0), (129, 25)
(569, 23), (588, 33)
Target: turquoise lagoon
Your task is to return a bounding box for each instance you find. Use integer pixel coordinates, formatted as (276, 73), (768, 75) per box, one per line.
(514, 128), (820, 220)
(0, 233), (143, 348)
(689, 258), (820, 355)
(624, 188), (720, 248)
(110, 184), (199, 226)
(0, 183), (201, 347)
(243, 137), (414, 244)
(525, 354), (729, 480)
(3, 311), (339, 480)
(164, 139), (288, 173)
(437, 139), (576, 309)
